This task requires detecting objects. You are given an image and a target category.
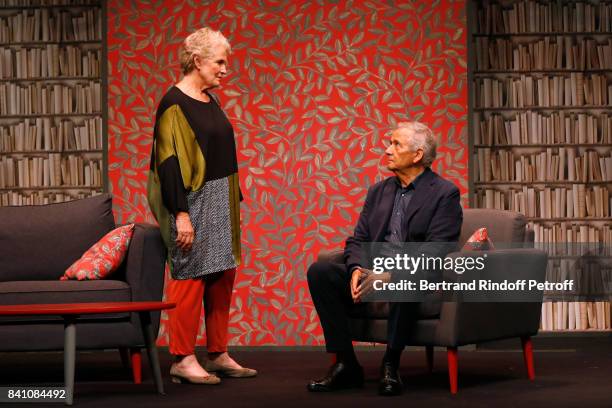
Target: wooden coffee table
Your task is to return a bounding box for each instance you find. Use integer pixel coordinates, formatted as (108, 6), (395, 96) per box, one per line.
(0, 301), (175, 405)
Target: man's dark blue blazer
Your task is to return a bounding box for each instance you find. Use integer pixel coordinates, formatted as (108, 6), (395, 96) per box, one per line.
(344, 167), (463, 273)
(342, 167), (463, 348)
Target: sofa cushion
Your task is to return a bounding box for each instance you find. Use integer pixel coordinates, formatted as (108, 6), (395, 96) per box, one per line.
(460, 209), (526, 247)
(0, 280), (131, 322)
(462, 227), (495, 251)
(61, 224), (135, 281)
(0, 194), (115, 281)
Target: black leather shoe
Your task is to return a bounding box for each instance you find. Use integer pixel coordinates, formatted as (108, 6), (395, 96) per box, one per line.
(378, 362), (403, 396)
(307, 362), (364, 392)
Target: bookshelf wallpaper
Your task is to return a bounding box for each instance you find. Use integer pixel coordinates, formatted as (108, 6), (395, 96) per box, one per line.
(107, 0), (468, 346)
(470, 0), (612, 331)
(0, 3), (104, 205)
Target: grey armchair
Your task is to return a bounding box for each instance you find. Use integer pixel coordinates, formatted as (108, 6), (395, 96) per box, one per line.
(318, 208), (548, 393)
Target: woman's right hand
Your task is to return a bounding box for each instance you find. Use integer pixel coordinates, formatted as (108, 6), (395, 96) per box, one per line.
(175, 211), (194, 251)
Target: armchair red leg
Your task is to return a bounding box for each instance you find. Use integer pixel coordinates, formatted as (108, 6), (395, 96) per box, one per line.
(447, 347), (458, 394)
(521, 336), (535, 380)
(426, 346), (434, 373)
(130, 348), (142, 384)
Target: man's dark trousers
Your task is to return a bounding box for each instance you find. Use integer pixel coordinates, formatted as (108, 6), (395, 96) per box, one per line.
(307, 261), (419, 351)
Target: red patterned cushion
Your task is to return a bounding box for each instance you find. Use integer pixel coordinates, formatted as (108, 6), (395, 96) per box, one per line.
(462, 227), (495, 251)
(61, 224), (135, 281)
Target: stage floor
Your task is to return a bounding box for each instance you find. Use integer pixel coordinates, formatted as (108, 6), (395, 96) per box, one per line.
(0, 344), (610, 407)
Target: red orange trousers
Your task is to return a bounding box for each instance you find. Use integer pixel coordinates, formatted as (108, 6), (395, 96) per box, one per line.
(166, 268), (236, 356)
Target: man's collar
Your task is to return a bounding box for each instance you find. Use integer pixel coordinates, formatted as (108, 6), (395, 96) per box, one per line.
(394, 167), (430, 189)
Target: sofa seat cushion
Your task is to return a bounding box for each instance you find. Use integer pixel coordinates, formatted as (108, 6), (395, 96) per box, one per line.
(0, 280), (131, 322)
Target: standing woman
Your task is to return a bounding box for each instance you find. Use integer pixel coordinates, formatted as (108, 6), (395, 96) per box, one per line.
(147, 27), (256, 384)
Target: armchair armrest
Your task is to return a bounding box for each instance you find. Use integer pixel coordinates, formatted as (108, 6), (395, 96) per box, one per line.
(442, 248), (548, 292)
(124, 223), (167, 302)
(436, 248), (548, 346)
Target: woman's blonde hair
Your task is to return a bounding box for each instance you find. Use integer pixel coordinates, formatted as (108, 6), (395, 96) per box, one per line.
(179, 27), (231, 74)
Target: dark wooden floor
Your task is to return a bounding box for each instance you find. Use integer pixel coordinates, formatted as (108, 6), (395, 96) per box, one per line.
(1, 340), (610, 407)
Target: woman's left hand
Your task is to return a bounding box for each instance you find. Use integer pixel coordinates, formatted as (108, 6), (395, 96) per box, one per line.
(175, 211), (194, 251)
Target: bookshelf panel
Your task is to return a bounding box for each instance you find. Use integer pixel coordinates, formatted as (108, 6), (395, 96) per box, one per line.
(0, 187), (102, 206)
(469, 0), (612, 332)
(0, 44), (101, 79)
(0, 5), (101, 42)
(0, 0), (106, 206)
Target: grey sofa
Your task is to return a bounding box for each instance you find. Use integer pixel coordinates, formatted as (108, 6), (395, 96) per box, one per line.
(319, 208), (548, 393)
(0, 194), (167, 381)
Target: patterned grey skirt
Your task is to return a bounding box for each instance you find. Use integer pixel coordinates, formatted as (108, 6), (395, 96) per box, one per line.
(169, 177), (237, 279)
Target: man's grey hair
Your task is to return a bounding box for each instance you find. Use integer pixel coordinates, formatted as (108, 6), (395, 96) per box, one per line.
(179, 27), (231, 75)
(396, 121), (437, 167)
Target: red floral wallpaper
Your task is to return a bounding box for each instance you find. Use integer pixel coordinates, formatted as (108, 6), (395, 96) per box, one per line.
(107, 0), (468, 346)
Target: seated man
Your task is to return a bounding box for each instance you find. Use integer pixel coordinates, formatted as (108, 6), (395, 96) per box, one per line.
(307, 121), (463, 396)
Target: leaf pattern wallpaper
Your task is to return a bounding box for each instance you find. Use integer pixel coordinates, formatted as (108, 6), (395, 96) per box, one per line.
(107, 0), (468, 345)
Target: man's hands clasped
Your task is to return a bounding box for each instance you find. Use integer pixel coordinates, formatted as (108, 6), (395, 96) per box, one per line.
(350, 267), (391, 303)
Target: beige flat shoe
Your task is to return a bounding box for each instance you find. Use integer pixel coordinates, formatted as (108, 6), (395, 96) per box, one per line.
(204, 360), (257, 378)
(170, 366), (221, 385)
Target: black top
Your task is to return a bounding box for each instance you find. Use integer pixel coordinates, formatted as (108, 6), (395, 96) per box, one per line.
(151, 86), (239, 214)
